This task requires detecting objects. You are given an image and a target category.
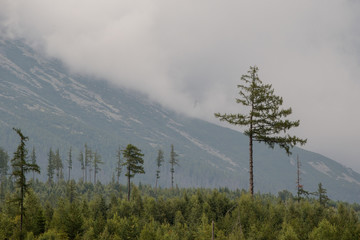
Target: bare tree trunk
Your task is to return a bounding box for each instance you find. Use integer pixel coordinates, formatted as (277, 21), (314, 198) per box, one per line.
(171, 169), (174, 189)
(127, 176), (131, 201)
(127, 167), (131, 201)
(249, 133), (254, 196)
(20, 168), (24, 239)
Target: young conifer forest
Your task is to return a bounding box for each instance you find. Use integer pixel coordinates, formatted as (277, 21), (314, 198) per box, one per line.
(1, 133), (360, 240)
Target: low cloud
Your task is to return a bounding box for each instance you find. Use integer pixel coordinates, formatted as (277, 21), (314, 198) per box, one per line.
(1, 0), (360, 170)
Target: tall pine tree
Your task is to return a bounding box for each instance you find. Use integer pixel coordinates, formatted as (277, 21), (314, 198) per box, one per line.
(122, 144), (145, 201)
(67, 147), (72, 182)
(215, 66), (306, 195)
(116, 146), (122, 184)
(78, 151), (85, 182)
(155, 149), (164, 190)
(93, 151), (103, 183)
(47, 148), (55, 184)
(169, 145), (179, 189)
(11, 128), (40, 239)
(54, 149), (63, 182)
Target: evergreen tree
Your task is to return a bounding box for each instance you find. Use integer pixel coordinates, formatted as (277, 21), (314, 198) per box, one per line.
(155, 149), (164, 189)
(88, 149), (93, 183)
(47, 148), (55, 183)
(169, 145), (179, 189)
(30, 147), (37, 181)
(67, 147), (72, 182)
(0, 147), (9, 180)
(215, 66), (306, 195)
(0, 147), (9, 201)
(84, 144), (91, 182)
(78, 151), (85, 182)
(54, 149), (63, 182)
(296, 155), (309, 202)
(11, 128), (40, 239)
(317, 183), (330, 207)
(116, 146), (122, 184)
(93, 151), (103, 183)
(66, 179), (77, 203)
(122, 144), (145, 201)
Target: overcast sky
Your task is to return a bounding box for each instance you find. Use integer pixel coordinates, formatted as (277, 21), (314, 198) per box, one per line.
(1, 0), (360, 171)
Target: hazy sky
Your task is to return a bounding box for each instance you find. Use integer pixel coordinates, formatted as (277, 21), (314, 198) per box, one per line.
(1, 0), (360, 171)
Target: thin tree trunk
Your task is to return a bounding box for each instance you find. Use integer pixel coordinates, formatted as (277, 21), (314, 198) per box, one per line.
(127, 167), (131, 201)
(249, 133), (253, 196)
(249, 108), (254, 196)
(297, 154), (300, 202)
(94, 169), (96, 184)
(171, 166), (174, 189)
(127, 176), (131, 201)
(20, 168), (24, 239)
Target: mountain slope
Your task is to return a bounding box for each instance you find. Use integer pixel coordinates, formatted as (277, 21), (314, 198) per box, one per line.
(1, 38), (360, 202)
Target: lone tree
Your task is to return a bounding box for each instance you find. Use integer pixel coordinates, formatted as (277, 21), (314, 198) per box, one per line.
(122, 144), (145, 201)
(11, 128), (40, 239)
(169, 144), (179, 189)
(155, 149), (164, 189)
(215, 66), (306, 196)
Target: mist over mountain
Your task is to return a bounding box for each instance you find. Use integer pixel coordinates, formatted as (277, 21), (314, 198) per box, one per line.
(1, 38), (360, 202)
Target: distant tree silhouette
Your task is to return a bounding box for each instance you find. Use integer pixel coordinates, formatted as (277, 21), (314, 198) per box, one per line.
(67, 147), (72, 182)
(155, 149), (164, 189)
(169, 145), (179, 189)
(116, 146), (122, 184)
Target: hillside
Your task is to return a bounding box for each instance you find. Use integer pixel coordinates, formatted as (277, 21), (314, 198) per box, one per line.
(1, 38), (360, 202)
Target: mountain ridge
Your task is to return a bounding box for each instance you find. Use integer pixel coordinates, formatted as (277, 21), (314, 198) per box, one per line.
(1, 38), (360, 202)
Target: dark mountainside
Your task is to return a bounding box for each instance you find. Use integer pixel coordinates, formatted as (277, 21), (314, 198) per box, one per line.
(1, 38), (360, 202)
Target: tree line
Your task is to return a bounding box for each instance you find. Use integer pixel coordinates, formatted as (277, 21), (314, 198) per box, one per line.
(1, 175), (359, 239)
(0, 127), (182, 239)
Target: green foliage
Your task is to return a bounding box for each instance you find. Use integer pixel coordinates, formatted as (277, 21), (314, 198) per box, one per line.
(54, 149), (63, 182)
(77, 151), (84, 181)
(93, 151), (103, 183)
(47, 148), (55, 183)
(122, 144), (145, 200)
(1, 173), (360, 239)
(215, 66), (306, 195)
(11, 128), (41, 238)
(316, 182), (330, 207)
